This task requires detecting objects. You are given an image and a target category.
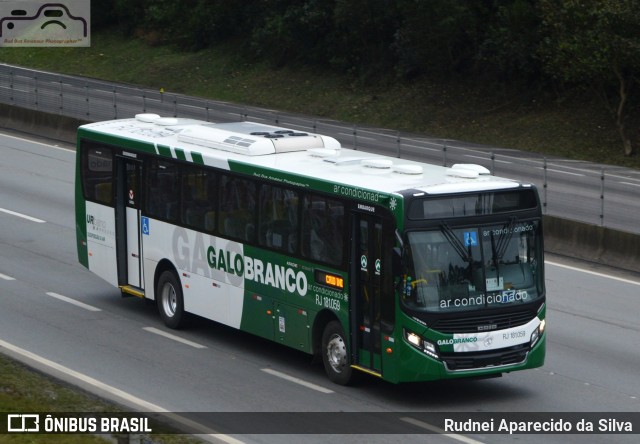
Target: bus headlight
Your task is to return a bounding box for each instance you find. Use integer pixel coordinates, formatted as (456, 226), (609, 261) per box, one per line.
(530, 319), (545, 347)
(406, 331), (422, 348)
(530, 328), (539, 346)
(404, 329), (439, 359)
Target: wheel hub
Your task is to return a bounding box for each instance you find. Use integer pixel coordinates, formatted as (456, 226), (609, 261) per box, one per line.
(162, 284), (177, 316)
(326, 334), (347, 373)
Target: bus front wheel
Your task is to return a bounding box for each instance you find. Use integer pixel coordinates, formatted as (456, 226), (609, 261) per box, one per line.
(156, 270), (185, 329)
(321, 321), (354, 385)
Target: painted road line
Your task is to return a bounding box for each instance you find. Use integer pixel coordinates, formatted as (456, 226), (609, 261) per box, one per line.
(0, 207), (46, 223)
(0, 338), (242, 444)
(228, 112), (267, 121)
(338, 132), (376, 141)
(464, 154), (512, 164)
(0, 132), (75, 152)
(545, 261), (640, 286)
(261, 368), (334, 394)
(0, 273), (16, 281)
(46, 292), (102, 312)
(620, 181), (640, 188)
(537, 167), (585, 177)
(143, 326), (207, 349)
(402, 143), (440, 152)
(400, 417), (485, 444)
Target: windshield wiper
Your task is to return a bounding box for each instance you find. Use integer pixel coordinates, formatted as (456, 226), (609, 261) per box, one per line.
(491, 216), (517, 265)
(441, 222), (472, 263)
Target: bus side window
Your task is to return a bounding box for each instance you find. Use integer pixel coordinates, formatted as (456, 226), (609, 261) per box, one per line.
(219, 175), (256, 242)
(82, 144), (114, 206)
(301, 195), (344, 266)
(182, 168), (216, 233)
(146, 159), (180, 222)
(329, 203), (345, 264)
(259, 185), (299, 253)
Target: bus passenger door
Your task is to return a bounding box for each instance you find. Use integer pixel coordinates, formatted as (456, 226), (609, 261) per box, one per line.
(351, 212), (387, 376)
(115, 156), (144, 290)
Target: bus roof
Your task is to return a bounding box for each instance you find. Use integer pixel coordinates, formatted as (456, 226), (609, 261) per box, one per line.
(79, 115), (525, 198)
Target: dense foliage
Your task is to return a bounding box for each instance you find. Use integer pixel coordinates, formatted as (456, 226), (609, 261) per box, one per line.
(93, 0), (640, 155)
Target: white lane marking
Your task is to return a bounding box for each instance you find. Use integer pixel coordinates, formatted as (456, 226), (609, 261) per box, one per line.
(0, 132), (75, 152)
(0, 339), (242, 444)
(338, 132), (376, 140)
(261, 368), (334, 394)
(0, 273), (16, 281)
(46, 292), (102, 312)
(620, 181), (640, 188)
(464, 154), (512, 164)
(402, 143), (439, 152)
(143, 327), (207, 349)
(545, 260), (640, 286)
(537, 167), (585, 177)
(400, 417), (485, 444)
(227, 112), (268, 121)
(0, 207), (46, 223)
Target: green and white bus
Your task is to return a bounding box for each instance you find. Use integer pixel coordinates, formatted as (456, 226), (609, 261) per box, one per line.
(75, 114), (546, 384)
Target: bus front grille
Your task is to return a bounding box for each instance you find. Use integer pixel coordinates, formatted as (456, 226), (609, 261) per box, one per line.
(441, 343), (529, 372)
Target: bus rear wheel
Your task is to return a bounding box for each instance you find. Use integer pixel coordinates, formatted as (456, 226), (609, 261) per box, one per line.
(321, 320), (354, 385)
(156, 270), (185, 329)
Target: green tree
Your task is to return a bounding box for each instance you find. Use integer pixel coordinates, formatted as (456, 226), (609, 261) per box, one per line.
(187, 1), (255, 49)
(478, 0), (542, 86)
(394, 0), (477, 78)
(330, 0), (400, 78)
(249, 0), (336, 67)
(91, 0), (117, 30)
(539, 0), (640, 156)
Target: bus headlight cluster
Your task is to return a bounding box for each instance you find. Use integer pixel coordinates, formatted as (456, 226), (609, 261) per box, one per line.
(530, 319), (546, 347)
(404, 329), (439, 359)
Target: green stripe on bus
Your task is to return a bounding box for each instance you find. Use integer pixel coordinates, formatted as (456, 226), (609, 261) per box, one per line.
(175, 148), (187, 161)
(191, 152), (204, 165)
(157, 144), (172, 158)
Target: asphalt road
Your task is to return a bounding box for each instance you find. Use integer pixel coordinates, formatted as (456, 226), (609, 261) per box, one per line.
(0, 132), (639, 443)
(2, 64), (640, 234)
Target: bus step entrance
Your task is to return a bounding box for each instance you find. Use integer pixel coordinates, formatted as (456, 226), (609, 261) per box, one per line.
(351, 365), (382, 378)
(119, 285), (145, 298)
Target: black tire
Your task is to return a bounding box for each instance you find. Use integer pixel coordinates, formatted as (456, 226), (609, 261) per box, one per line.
(156, 270), (185, 329)
(321, 320), (354, 385)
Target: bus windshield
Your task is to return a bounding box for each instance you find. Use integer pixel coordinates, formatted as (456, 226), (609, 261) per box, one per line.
(401, 220), (543, 313)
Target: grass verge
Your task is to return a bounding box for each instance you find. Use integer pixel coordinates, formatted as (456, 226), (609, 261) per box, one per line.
(0, 354), (197, 443)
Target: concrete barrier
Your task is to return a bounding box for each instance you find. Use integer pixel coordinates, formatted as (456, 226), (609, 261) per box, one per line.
(543, 215), (640, 273)
(0, 103), (88, 144)
(2, 104), (639, 273)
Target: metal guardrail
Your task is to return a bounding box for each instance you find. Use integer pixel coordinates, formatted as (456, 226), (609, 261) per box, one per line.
(1, 63), (639, 234)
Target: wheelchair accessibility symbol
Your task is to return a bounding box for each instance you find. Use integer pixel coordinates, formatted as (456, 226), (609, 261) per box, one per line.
(141, 217), (150, 236)
(464, 231), (478, 246)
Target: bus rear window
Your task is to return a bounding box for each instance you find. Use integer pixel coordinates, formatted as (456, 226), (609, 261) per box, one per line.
(81, 143), (114, 205)
(409, 189), (538, 220)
